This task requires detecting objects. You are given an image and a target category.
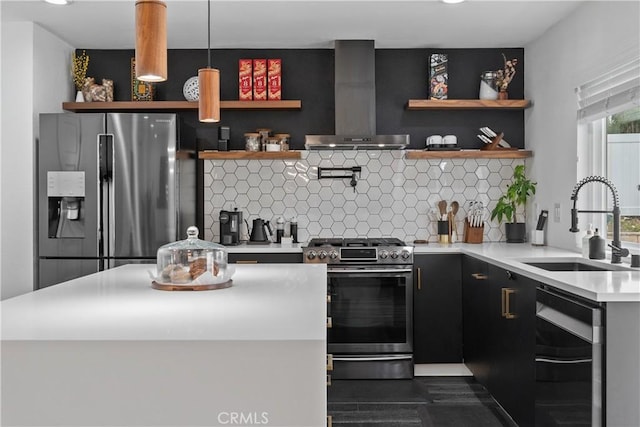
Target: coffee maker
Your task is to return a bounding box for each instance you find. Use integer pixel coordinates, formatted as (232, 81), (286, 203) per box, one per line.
(219, 209), (243, 245)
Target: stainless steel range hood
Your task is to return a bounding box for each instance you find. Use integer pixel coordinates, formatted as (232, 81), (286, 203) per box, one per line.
(305, 40), (409, 150)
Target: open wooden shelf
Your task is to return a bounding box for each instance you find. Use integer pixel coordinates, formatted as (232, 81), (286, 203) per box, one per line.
(405, 150), (533, 159)
(406, 99), (531, 110)
(199, 150), (530, 160)
(198, 150), (302, 160)
(62, 100), (302, 112)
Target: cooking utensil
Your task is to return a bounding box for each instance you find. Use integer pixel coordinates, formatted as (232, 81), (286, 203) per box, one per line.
(438, 200), (447, 220)
(451, 201), (459, 242)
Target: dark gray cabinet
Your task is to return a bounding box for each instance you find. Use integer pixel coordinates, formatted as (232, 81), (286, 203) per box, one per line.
(228, 252), (303, 264)
(462, 255), (536, 427)
(413, 254), (462, 363)
(461, 255), (493, 385)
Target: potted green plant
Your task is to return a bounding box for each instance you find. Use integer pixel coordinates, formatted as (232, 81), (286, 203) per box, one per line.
(490, 164), (537, 243)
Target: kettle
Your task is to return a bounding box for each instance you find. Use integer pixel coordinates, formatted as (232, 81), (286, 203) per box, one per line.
(248, 218), (272, 242)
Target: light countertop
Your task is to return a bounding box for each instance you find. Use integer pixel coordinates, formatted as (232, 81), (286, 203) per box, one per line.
(225, 242), (305, 252)
(217, 241), (638, 302)
(414, 243), (640, 302)
(1, 263), (328, 341)
(1, 263), (328, 426)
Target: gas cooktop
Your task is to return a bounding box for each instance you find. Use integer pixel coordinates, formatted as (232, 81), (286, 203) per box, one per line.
(307, 238), (407, 248)
(304, 238), (413, 265)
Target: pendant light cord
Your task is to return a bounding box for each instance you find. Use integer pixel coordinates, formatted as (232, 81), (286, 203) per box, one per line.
(207, 0), (211, 68)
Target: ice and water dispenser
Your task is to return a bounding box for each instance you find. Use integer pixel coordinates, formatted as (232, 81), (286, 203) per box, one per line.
(47, 171), (86, 238)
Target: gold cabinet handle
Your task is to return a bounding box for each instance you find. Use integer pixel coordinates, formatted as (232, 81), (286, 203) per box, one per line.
(417, 267), (422, 290)
(501, 287), (517, 319)
(327, 317), (332, 329)
(326, 374), (332, 386)
(326, 294), (331, 303)
(327, 354), (333, 371)
(327, 415), (333, 427)
(237, 260), (258, 264)
(472, 273), (488, 280)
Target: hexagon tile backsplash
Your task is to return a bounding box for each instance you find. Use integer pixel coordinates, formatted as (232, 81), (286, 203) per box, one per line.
(203, 151), (524, 244)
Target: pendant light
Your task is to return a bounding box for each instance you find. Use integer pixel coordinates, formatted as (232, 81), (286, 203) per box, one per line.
(198, 0), (221, 123)
(135, 0), (167, 82)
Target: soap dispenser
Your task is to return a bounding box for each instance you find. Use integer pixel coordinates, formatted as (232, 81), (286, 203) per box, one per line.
(582, 224), (594, 258)
(589, 228), (606, 260)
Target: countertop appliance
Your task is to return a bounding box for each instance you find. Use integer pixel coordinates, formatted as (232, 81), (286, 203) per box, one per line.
(303, 238), (414, 379)
(248, 218), (271, 243)
(219, 209), (243, 245)
(535, 285), (604, 426)
(37, 113), (195, 289)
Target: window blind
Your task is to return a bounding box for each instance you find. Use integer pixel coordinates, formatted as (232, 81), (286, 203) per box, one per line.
(576, 57), (640, 123)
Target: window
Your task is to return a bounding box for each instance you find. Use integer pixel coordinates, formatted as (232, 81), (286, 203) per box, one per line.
(577, 59), (640, 249)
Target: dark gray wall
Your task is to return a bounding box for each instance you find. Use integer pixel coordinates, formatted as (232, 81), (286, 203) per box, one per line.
(81, 47), (524, 150)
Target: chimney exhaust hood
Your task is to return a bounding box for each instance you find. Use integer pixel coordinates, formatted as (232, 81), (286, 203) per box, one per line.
(305, 40), (409, 150)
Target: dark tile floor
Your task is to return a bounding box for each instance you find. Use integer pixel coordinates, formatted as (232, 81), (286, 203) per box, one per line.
(328, 377), (518, 427)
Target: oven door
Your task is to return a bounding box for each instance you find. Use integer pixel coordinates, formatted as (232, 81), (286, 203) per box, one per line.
(327, 266), (413, 354)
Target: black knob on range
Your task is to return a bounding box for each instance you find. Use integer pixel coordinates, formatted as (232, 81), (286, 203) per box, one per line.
(319, 250), (328, 260)
(306, 250), (317, 260)
(390, 251), (399, 259)
(329, 250), (339, 260)
(401, 250), (411, 259)
(379, 250), (389, 259)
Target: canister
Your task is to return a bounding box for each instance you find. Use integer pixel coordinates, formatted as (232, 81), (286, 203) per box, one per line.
(244, 132), (261, 152)
(274, 133), (290, 151)
(290, 218), (298, 243)
(256, 128), (271, 149)
(479, 71), (499, 100)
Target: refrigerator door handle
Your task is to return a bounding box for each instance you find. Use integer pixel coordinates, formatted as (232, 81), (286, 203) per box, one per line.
(98, 133), (114, 266)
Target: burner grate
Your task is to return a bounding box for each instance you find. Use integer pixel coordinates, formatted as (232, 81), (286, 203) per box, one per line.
(307, 237), (406, 247)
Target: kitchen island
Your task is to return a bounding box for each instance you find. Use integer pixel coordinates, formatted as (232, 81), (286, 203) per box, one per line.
(1, 263), (327, 427)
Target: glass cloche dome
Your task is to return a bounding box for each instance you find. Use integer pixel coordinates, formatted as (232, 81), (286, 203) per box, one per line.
(154, 226), (231, 290)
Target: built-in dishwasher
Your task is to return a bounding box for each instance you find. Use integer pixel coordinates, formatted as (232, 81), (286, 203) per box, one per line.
(535, 285), (604, 427)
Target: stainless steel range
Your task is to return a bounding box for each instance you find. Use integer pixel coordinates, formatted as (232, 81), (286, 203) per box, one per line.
(304, 238), (414, 379)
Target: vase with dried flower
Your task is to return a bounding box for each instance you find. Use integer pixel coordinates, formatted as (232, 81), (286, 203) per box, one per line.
(495, 53), (518, 100)
(72, 50), (90, 102)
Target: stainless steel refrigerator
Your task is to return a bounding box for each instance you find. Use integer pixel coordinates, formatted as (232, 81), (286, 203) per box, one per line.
(37, 113), (196, 289)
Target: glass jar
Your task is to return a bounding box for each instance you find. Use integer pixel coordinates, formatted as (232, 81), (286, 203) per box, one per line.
(265, 137), (281, 152)
(244, 132), (261, 152)
(155, 226), (230, 286)
(256, 128), (271, 149)
(479, 71), (499, 100)
(274, 133), (290, 151)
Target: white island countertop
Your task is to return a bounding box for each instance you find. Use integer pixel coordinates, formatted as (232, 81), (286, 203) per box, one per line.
(414, 243), (640, 302)
(1, 264), (328, 427)
(2, 263), (327, 341)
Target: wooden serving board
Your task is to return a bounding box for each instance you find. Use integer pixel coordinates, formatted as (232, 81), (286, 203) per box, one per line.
(151, 280), (232, 291)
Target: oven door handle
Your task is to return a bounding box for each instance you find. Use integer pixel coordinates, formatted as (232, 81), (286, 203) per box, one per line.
(535, 357), (593, 364)
(327, 268), (413, 274)
(332, 355), (413, 362)
(536, 302), (598, 344)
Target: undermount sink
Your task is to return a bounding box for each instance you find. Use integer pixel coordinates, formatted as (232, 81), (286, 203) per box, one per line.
(519, 257), (633, 272)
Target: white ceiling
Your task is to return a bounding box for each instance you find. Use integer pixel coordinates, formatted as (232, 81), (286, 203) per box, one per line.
(1, 0), (585, 49)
